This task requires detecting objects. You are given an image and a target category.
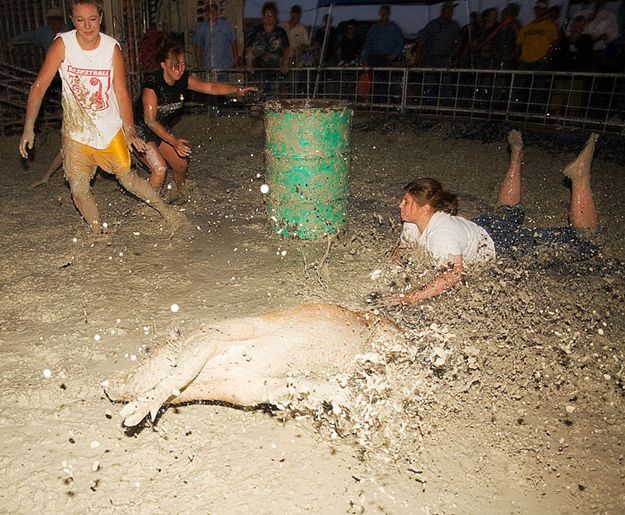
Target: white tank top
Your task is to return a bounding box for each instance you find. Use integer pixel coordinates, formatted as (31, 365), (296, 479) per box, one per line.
(58, 30), (122, 149)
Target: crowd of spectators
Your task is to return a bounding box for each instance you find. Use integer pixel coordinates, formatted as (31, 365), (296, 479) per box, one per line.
(233, 0), (624, 74)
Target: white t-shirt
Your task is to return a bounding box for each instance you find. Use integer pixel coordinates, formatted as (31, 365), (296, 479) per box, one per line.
(574, 8), (618, 51)
(58, 30), (122, 149)
(280, 22), (310, 49)
(400, 211), (495, 264)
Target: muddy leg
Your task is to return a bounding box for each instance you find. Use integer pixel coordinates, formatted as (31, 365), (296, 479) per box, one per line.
(66, 169), (101, 234)
(158, 143), (190, 204)
(564, 133), (599, 229)
(116, 170), (189, 233)
(118, 329), (232, 427)
(497, 130), (524, 206)
(72, 191), (102, 234)
(31, 151), (63, 188)
(114, 319), (272, 426)
(143, 142), (168, 191)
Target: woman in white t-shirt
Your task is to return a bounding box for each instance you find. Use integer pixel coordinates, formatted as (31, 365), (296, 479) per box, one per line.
(389, 130), (600, 304)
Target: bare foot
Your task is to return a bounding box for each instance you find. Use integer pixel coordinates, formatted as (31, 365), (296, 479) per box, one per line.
(563, 133), (599, 180)
(507, 129), (523, 159)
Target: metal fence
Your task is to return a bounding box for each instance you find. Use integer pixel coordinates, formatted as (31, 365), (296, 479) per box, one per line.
(190, 66), (625, 136)
(4, 66), (625, 135)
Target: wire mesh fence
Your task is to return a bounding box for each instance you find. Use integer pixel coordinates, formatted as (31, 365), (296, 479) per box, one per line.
(3, 66), (624, 135)
(222, 66), (625, 135)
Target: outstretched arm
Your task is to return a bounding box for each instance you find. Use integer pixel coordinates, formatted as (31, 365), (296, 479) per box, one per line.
(187, 75), (256, 96)
(387, 255), (464, 304)
(19, 38), (64, 158)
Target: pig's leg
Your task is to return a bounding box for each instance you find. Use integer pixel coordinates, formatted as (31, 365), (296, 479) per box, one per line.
(117, 320), (274, 427)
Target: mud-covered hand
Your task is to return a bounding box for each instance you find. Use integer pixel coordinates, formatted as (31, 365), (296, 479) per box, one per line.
(19, 127), (35, 159)
(385, 289), (421, 305)
(236, 86), (258, 95)
(125, 126), (147, 154)
(172, 137), (192, 158)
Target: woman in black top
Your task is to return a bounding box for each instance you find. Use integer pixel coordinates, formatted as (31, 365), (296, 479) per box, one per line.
(136, 42), (255, 195)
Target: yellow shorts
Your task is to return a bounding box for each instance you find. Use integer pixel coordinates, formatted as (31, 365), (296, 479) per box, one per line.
(63, 130), (131, 184)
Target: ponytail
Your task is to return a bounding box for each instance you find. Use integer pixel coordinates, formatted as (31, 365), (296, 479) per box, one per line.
(404, 177), (458, 215)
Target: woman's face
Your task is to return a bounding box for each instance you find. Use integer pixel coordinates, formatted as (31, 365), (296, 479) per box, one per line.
(72, 3), (102, 43)
(399, 192), (428, 223)
(162, 53), (186, 84)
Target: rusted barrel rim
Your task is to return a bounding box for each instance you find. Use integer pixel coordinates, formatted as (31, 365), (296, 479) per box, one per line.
(264, 99), (351, 112)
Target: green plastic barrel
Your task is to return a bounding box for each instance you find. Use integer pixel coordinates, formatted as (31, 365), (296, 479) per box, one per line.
(264, 99), (353, 240)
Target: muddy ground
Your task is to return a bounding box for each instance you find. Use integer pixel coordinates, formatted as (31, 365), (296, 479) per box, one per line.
(0, 113), (624, 514)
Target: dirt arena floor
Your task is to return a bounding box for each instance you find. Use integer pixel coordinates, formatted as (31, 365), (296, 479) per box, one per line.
(0, 113), (624, 514)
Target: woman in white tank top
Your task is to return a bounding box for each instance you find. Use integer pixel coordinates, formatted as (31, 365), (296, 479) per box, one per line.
(19, 0), (185, 235)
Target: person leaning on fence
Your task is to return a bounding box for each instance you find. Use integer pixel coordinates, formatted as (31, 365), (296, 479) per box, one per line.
(387, 130), (601, 304)
(244, 1), (290, 94)
(134, 42), (256, 203)
(19, 0), (186, 236)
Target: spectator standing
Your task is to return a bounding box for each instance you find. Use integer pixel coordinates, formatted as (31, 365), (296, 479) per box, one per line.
(193, 1), (238, 78)
(414, 1), (461, 68)
(12, 8), (69, 51)
(139, 23), (164, 72)
(473, 8), (499, 69)
(554, 16), (594, 71)
(550, 15), (594, 116)
(516, 1), (559, 70)
(455, 11), (478, 68)
(244, 1), (290, 94)
(312, 14), (337, 65)
(574, 0), (619, 69)
(515, 1), (559, 114)
(280, 5), (310, 67)
(361, 5), (404, 66)
(336, 20), (362, 65)
(491, 3), (521, 69)
(157, 0), (186, 46)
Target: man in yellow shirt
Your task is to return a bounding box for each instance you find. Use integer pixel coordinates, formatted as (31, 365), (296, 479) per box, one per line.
(516, 1), (559, 69)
